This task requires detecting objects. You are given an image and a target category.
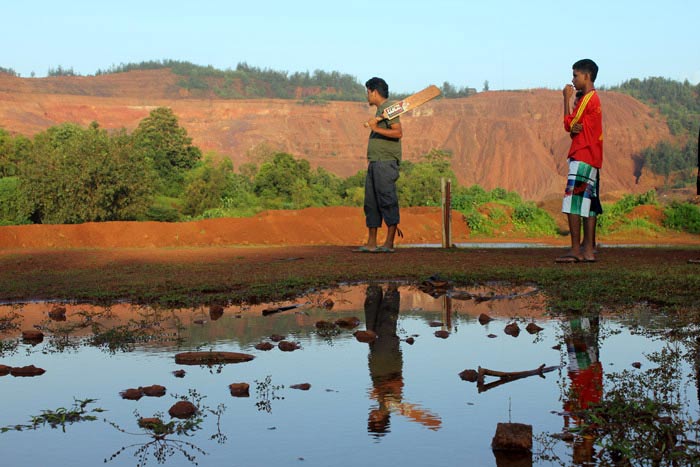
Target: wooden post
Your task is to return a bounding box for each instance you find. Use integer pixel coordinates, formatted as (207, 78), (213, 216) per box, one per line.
(441, 178), (452, 248)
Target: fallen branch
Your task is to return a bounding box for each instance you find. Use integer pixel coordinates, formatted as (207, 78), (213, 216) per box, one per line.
(475, 364), (560, 393)
(261, 303), (308, 316)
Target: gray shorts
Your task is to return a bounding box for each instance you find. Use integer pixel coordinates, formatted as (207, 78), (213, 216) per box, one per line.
(364, 160), (400, 228)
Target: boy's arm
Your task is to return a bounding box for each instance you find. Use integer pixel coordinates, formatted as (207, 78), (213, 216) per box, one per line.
(368, 120), (403, 139)
(563, 85), (575, 132)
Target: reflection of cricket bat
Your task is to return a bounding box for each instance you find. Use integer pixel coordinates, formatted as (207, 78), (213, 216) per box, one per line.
(365, 84), (441, 127)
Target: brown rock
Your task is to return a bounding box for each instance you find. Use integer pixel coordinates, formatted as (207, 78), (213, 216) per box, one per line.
(429, 321), (444, 327)
(168, 400), (197, 419)
(552, 344), (562, 350)
(255, 342), (274, 351)
(504, 322), (520, 337)
(21, 330), (44, 342)
(335, 317), (361, 329)
(138, 417), (163, 430)
(229, 382), (250, 397)
(120, 388), (144, 400)
(290, 383), (311, 390)
(0, 364), (11, 376)
(209, 304), (224, 320)
(405, 337), (415, 345)
(278, 341), (301, 351)
(434, 330), (450, 339)
(172, 369), (186, 378)
(478, 313), (494, 325)
(10, 365), (46, 377)
(632, 361), (642, 369)
(269, 334), (285, 342)
(48, 306), (66, 320)
(459, 369), (479, 382)
(141, 385), (166, 397)
(491, 422), (533, 452)
(315, 320), (336, 330)
(322, 298), (334, 309)
(525, 322), (543, 334)
(487, 334), (498, 338)
(353, 330), (377, 343)
(174, 351), (255, 365)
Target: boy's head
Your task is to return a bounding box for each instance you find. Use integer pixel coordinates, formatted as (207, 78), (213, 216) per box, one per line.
(572, 59), (598, 82)
(365, 77), (389, 99)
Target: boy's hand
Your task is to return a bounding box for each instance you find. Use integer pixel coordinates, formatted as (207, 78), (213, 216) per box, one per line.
(563, 84), (575, 99)
(570, 123), (583, 134)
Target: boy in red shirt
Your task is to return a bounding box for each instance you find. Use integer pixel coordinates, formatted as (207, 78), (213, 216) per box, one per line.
(557, 59), (603, 263)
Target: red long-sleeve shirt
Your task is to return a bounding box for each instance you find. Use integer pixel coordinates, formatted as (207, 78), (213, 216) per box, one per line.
(564, 90), (603, 169)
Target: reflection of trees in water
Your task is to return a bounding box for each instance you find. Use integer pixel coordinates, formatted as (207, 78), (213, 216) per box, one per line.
(106, 389), (226, 467)
(255, 375), (285, 413)
(364, 284), (441, 436)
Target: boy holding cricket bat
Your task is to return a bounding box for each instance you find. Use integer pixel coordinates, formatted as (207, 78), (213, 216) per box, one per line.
(357, 77), (403, 253)
(556, 59), (603, 264)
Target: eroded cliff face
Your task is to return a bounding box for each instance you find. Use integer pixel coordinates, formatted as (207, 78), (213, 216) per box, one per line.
(0, 70), (669, 201)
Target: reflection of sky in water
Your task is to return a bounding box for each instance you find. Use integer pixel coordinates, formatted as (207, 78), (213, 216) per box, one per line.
(0, 285), (695, 467)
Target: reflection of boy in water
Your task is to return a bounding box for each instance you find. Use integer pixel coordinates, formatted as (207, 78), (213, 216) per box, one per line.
(563, 316), (603, 464)
(364, 284), (441, 435)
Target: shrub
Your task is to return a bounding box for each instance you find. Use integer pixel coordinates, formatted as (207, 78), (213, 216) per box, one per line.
(663, 202), (700, 234)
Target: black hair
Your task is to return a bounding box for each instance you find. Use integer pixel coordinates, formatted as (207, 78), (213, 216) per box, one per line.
(365, 77), (389, 98)
(572, 59), (598, 82)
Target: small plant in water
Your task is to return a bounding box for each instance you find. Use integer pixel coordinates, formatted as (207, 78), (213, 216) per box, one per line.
(255, 375), (285, 413)
(106, 389), (226, 467)
(0, 398), (104, 433)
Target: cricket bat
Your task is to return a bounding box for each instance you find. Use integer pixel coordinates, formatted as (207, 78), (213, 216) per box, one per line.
(364, 84), (441, 127)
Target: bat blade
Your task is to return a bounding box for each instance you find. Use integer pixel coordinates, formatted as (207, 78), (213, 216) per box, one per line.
(381, 84), (441, 120)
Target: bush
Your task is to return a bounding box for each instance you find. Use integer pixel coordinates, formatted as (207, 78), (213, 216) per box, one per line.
(663, 202), (700, 234)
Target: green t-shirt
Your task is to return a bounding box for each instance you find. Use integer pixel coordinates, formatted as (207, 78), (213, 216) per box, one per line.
(367, 101), (402, 162)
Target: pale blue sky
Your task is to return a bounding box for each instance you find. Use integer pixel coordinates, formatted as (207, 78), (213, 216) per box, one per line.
(2, 0), (698, 93)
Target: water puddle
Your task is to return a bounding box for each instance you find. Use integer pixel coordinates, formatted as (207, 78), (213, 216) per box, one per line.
(0, 283), (698, 466)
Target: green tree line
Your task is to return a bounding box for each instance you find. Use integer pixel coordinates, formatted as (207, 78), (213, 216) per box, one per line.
(612, 77), (700, 186)
(2, 107), (696, 236)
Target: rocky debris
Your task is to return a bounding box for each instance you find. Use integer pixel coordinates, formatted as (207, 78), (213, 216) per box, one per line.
(353, 330), (377, 343)
(174, 351), (255, 365)
(552, 344), (562, 350)
(269, 334), (285, 342)
(478, 313), (494, 325)
(491, 422), (532, 453)
(632, 361), (642, 369)
(278, 341), (301, 352)
(290, 383), (311, 390)
(209, 304), (224, 320)
(141, 385), (166, 397)
(335, 317), (360, 329)
(138, 417), (163, 430)
(525, 322), (543, 334)
(168, 401), (197, 419)
(405, 337), (415, 345)
(434, 330), (450, 339)
(487, 334), (497, 338)
(0, 364), (11, 376)
(21, 330), (44, 342)
(315, 320), (336, 330)
(48, 306), (66, 321)
(418, 277), (450, 297)
(255, 342), (274, 351)
(429, 321), (444, 327)
(322, 298), (334, 309)
(172, 369), (186, 378)
(504, 322), (520, 337)
(120, 388), (144, 400)
(459, 369), (479, 382)
(10, 365), (46, 377)
(229, 383), (250, 397)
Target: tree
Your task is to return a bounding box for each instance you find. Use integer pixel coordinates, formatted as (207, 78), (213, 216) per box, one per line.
(17, 123), (153, 224)
(398, 149), (456, 206)
(253, 153), (313, 208)
(132, 107), (201, 196)
(483, 80), (490, 92)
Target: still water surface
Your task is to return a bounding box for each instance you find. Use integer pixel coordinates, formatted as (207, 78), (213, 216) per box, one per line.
(0, 283), (695, 466)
